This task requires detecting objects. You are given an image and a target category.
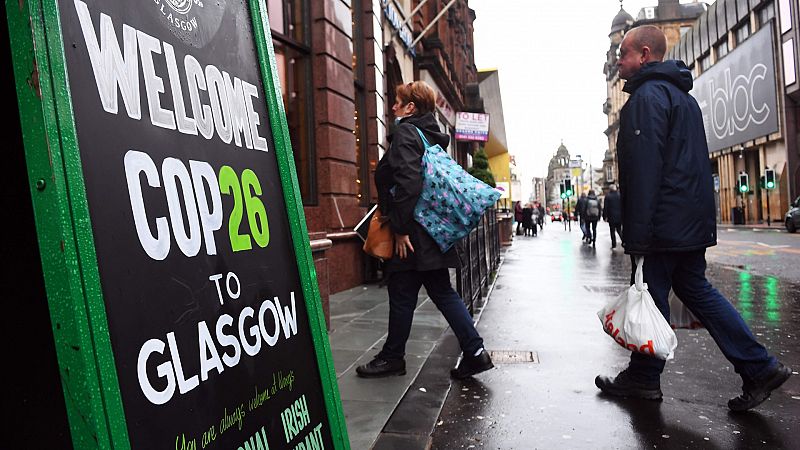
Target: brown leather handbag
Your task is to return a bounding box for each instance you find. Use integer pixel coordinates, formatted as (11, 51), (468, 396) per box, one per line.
(363, 210), (394, 260)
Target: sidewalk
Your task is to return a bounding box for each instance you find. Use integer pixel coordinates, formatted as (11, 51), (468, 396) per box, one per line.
(328, 276), (455, 449)
(428, 224), (800, 449)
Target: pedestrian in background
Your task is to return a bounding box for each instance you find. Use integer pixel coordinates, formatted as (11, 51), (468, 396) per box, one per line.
(576, 192), (589, 242)
(585, 190), (602, 247)
(358, 80), (493, 380)
(522, 203), (535, 236)
(531, 203), (540, 237)
(514, 201), (523, 235)
(603, 185), (623, 249)
(595, 26), (790, 411)
(537, 201), (546, 231)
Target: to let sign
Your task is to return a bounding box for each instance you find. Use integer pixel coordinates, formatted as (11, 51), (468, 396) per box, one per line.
(455, 112), (490, 142)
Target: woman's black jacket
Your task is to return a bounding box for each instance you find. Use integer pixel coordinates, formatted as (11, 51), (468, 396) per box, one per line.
(375, 113), (459, 272)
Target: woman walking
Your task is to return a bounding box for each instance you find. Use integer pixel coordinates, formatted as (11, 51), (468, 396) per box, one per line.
(356, 81), (493, 379)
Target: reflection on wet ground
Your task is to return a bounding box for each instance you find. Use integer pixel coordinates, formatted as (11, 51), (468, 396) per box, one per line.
(430, 226), (800, 449)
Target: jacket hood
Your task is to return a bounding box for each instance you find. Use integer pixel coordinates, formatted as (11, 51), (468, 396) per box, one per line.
(400, 113), (450, 148)
(623, 60), (693, 94)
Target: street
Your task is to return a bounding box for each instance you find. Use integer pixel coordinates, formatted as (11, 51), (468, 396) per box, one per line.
(429, 220), (800, 449)
(708, 228), (800, 284)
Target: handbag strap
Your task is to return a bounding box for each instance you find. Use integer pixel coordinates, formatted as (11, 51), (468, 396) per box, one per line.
(413, 126), (432, 149)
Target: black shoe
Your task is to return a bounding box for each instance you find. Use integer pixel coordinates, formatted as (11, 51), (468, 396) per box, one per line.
(356, 357), (406, 378)
(728, 363), (792, 412)
(451, 350), (494, 379)
(595, 370), (663, 400)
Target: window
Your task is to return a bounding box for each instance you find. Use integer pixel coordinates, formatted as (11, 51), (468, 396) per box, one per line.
(778, 0), (792, 34)
(759, 3), (776, 26)
(269, 0), (316, 204)
(735, 22), (751, 44)
(699, 54), (712, 72)
(352, 0), (369, 206)
(715, 40), (729, 60)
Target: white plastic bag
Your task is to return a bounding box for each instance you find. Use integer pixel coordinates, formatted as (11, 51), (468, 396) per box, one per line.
(597, 257), (677, 360)
(668, 290), (703, 329)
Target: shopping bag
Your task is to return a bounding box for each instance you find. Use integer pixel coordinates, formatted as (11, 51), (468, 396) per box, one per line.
(412, 127), (501, 252)
(668, 290), (703, 329)
(362, 209), (394, 260)
(597, 257), (677, 360)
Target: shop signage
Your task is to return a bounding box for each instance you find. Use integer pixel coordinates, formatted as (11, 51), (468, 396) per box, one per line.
(10, 0), (347, 448)
(455, 112), (490, 141)
(382, 0), (415, 56)
(691, 22), (779, 153)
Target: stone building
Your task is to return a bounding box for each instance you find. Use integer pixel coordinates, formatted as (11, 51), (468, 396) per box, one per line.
(602, 1), (705, 192)
(665, 0), (799, 225)
(268, 0), (483, 322)
(545, 142), (573, 208)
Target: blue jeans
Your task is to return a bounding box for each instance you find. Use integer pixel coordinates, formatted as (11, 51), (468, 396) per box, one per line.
(627, 251), (776, 385)
(378, 268), (483, 360)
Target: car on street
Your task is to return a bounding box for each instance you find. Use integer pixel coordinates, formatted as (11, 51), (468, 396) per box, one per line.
(550, 212), (562, 222)
(786, 196), (800, 233)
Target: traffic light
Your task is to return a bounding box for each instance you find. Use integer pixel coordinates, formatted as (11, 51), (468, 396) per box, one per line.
(765, 168), (776, 190)
(564, 179), (573, 197)
(738, 172), (750, 193)
(559, 182), (566, 199)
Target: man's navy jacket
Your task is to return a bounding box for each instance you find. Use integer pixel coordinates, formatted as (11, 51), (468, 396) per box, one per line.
(617, 60), (717, 255)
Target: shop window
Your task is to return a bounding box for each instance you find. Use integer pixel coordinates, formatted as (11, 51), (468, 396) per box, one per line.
(270, 0), (316, 204)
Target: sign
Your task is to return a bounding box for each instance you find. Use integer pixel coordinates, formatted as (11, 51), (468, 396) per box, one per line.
(10, 0), (347, 448)
(382, 0), (415, 56)
(690, 22), (779, 153)
(455, 112), (490, 142)
(496, 182), (510, 199)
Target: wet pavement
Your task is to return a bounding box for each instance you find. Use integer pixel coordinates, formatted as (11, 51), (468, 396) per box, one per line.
(429, 221), (800, 449)
(708, 228), (800, 284)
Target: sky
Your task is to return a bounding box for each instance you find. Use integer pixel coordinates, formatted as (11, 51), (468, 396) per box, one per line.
(469, 0), (706, 196)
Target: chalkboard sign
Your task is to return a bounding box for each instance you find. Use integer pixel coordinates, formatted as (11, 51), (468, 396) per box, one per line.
(8, 0), (348, 448)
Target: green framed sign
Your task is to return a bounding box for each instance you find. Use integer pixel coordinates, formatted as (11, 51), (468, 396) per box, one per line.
(7, 0), (348, 448)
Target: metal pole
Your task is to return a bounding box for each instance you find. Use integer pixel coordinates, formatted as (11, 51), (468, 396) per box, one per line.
(410, 0), (459, 48)
(398, 0), (430, 29)
(766, 189), (771, 227)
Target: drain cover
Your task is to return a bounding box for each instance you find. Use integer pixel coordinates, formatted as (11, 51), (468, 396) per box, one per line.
(487, 350), (539, 364)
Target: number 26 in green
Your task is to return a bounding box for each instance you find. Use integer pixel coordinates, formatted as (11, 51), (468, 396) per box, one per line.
(219, 166), (270, 252)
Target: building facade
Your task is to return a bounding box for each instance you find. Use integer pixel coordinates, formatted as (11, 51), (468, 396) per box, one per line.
(602, 1), (705, 192)
(268, 0), (483, 322)
(546, 142), (573, 208)
(666, 0), (799, 224)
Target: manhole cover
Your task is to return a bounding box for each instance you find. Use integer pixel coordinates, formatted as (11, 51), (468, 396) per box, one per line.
(488, 350), (538, 364)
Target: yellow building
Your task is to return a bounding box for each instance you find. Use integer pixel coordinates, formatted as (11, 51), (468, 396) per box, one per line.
(478, 69), (512, 207)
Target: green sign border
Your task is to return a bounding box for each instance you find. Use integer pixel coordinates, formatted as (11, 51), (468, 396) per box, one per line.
(7, 0), (349, 448)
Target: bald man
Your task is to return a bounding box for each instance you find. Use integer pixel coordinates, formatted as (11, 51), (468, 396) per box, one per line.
(595, 25), (790, 412)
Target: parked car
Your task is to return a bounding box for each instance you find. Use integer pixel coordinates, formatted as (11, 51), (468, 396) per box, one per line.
(550, 212), (561, 222)
(786, 196), (800, 233)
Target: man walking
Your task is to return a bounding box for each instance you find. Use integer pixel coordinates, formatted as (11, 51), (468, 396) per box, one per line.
(595, 25), (790, 411)
(602, 185), (623, 249)
(576, 192), (589, 242)
(584, 190), (602, 247)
